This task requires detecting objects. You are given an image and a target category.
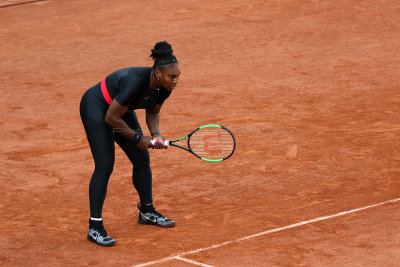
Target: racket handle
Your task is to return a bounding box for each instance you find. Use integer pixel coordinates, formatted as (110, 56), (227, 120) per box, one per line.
(150, 140), (170, 146)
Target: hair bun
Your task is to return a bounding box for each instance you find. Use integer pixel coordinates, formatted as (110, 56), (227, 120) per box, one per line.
(150, 41), (173, 60)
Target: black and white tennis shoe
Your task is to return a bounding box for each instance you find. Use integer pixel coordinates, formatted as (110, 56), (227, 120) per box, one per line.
(87, 220), (116, 247)
(138, 204), (175, 228)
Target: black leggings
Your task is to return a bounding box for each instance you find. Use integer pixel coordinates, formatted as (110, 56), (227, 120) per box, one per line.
(80, 86), (153, 219)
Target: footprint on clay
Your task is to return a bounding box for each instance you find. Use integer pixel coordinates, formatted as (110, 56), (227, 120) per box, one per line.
(286, 145), (298, 159)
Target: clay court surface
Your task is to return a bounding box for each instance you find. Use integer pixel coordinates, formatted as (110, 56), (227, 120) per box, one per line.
(1, 0), (400, 266)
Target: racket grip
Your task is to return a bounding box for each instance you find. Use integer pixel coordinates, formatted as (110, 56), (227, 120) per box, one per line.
(150, 140), (170, 146)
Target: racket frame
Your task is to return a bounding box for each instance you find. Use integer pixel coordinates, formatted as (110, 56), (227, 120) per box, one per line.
(169, 124), (236, 162)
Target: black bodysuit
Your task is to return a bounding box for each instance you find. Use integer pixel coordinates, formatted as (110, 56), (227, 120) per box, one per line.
(108, 67), (170, 109)
(79, 67), (170, 219)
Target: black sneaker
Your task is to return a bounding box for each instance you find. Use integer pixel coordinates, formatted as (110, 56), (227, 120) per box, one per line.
(138, 204), (175, 228)
(87, 220), (116, 247)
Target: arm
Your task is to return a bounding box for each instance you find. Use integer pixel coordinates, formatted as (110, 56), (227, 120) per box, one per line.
(105, 100), (133, 138)
(146, 104), (167, 149)
(105, 100), (154, 149)
(146, 104), (161, 138)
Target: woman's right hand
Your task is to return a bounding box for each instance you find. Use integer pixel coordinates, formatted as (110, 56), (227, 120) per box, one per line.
(137, 136), (155, 150)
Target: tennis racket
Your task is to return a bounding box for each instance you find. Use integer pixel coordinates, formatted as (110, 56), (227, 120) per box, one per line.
(151, 124), (236, 162)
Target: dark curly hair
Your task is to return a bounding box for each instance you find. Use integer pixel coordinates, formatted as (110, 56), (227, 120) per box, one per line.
(150, 41), (178, 69)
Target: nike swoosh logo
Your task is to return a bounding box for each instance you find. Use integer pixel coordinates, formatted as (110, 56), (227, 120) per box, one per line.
(143, 214), (157, 223)
(145, 96), (150, 100)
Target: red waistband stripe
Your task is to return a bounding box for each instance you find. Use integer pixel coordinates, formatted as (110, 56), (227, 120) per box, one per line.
(101, 77), (113, 104)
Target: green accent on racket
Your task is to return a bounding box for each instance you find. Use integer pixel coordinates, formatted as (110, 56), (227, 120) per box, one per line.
(171, 135), (188, 142)
(201, 158), (224, 162)
(199, 124), (222, 129)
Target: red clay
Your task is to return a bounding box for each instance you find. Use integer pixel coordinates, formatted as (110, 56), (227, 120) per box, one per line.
(0, 0), (399, 266)
(0, 0), (45, 8)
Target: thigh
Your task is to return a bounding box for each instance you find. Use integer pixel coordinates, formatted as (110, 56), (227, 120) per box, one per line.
(115, 111), (148, 164)
(86, 116), (115, 166)
(81, 91), (115, 166)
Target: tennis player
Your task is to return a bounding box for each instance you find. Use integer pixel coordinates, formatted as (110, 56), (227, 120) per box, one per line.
(79, 41), (181, 246)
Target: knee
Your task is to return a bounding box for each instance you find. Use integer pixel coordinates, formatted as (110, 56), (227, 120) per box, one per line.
(94, 159), (114, 177)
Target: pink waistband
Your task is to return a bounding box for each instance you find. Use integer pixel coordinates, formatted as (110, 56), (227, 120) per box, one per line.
(101, 77), (113, 104)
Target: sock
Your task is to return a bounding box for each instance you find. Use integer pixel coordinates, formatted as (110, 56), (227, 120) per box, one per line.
(139, 203), (155, 213)
(89, 218), (104, 229)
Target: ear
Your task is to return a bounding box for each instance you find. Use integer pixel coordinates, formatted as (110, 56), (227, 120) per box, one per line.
(154, 68), (162, 78)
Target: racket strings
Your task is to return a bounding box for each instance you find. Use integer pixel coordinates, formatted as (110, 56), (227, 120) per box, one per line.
(189, 128), (235, 160)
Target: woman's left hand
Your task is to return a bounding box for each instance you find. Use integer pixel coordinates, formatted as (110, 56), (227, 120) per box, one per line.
(152, 135), (168, 149)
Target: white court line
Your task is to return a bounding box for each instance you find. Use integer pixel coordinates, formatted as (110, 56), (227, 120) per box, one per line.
(134, 197), (400, 267)
(175, 256), (215, 267)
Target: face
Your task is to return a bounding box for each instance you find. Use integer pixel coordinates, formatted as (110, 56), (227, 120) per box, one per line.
(156, 63), (181, 91)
